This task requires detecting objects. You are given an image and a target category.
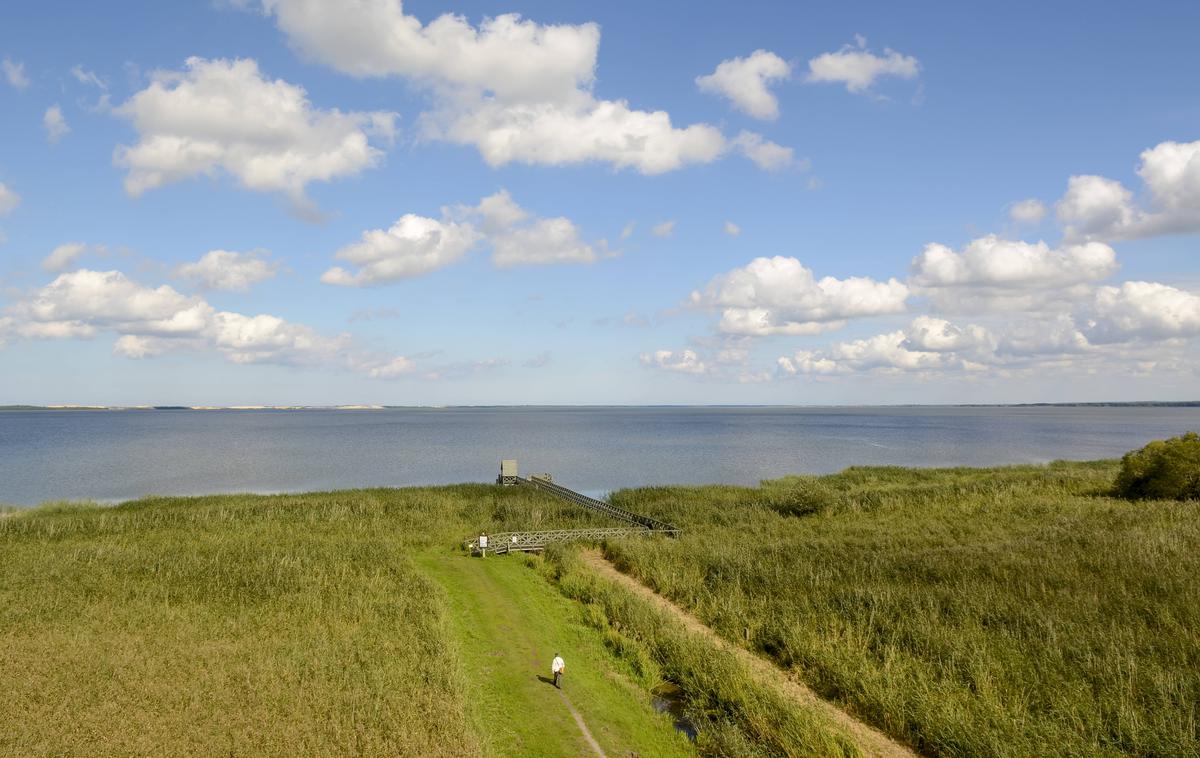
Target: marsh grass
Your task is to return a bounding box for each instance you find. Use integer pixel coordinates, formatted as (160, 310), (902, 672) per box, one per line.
(536, 546), (861, 757)
(0, 485), (611, 755)
(602, 461), (1200, 756)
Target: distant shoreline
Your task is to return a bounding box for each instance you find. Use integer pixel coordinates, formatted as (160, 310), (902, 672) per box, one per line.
(2, 401), (1199, 412)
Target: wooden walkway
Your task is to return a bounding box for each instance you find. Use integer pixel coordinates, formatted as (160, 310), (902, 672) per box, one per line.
(468, 476), (681, 554)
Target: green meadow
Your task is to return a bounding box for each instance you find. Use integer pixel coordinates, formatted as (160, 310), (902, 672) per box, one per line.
(2, 460), (1197, 756)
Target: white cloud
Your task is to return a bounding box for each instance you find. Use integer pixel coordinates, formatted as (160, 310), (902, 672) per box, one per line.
(359, 355), (416, 379)
(1009, 198), (1046, 224)
(911, 235), (1116, 288)
(692, 256), (909, 336)
(776, 281), (1200, 379)
(43, 105), (70, 143)
(904, 315), (994, 353)
(640, 349), (709, 375)
(113, 57), (397, 214)
(432, 96), (728, 175)
(724, 220), (741, 236)
(2, 58), (29, 89)
(259, 0), (782, 174)
(806, 36), (919, 95)
(620, 222), (636, 240)
(490, 217), (600, 267)
(42, 242), (90, 272)
(321, 214), (478, 286)
(70, 65), (107, 89)
(0, 182), (19, 215)
(732, 131), (797, 171)
(1056, 175), (1135, 240)
(1085, 281), (1200, 343)
(909, 235), (1117, 311)
(696, 49), (791, 120)
(779, 331), (952, 376)
(176, 249), (280, 291)
(2, 268), (421, 377)
(1056, 139), (1200, 240)
(323, 189), (600, 285)
(650, 220), (675, 238)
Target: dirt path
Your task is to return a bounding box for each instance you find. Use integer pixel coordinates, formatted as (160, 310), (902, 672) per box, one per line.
(580, 549), (918, 758)
(557, 688), (606, 757)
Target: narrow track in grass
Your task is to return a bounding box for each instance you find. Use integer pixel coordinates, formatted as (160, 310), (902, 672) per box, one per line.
(418, 553), (691, 757)
(580, 549), (918, 758)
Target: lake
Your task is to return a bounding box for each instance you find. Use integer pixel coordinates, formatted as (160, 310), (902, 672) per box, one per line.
(2, 406), (1197, 506)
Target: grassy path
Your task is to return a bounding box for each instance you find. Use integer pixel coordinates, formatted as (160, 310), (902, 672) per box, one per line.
(581, 550), (917, 758)
(418, 551), (692, 758)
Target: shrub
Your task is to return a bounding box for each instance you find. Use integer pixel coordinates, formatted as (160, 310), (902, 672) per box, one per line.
(760, 476), (840, 517)
(1114, 432), (1200, 501)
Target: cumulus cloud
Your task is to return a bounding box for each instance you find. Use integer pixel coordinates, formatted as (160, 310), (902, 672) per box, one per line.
(777, 280), (1200, 379)
(0, 268), (422, 378)
(258, 0), (784, 173)
(321, 214), (478, 286)
(1084, 281), (1200, 343)
(0, 182), (19, 215)
(2, 58), (29, 89)
(640, 349), (709, 374)
(113, 57), (397, 214)
(176, 249), (280, 291)
(724, 220), (741, 236)
(696, 49), (791, 120)
(909, 235), (1117, 311)
(43, 105), (70, 143)
(650, 220), (675, 238)
(779, 331), (952, 376)
(805, 35), (919, 95)
(1057, 139), (1200, 240)
(692, 256), (909, 336)
(732, 131), (798, 171)
(42, 242), (91, 272)
(323, 189), (601, 285)
(1009, 198), (1046, 224)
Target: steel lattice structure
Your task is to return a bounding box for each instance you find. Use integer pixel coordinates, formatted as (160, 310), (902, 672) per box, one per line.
(466, 470), (682, 554)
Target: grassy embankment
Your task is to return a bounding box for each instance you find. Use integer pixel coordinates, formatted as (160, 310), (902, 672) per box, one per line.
(598, 461), (1199, 756)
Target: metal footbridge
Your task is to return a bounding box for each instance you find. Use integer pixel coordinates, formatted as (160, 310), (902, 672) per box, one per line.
(468, 462), (681, 555)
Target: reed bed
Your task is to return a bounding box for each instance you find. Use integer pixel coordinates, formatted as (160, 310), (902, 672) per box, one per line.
(603, 461), (1199, 756)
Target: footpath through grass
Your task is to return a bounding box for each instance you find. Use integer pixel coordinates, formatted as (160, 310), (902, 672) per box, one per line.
(418, 551), (692, 757)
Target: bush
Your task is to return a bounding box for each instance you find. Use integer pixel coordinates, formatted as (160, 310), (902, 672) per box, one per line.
(760, 476), (841, 517)
(1114, 432), (1200, 501)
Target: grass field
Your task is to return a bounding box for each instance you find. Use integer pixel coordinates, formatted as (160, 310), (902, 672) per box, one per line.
(603, 461), (1200, 756)
(3, 461), (1197, 756)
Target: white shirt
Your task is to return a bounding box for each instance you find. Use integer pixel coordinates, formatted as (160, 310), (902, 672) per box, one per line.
(551, 656), (565, 673)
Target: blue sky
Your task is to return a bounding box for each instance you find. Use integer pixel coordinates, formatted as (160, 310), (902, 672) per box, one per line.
(1, 0), (1198, 405)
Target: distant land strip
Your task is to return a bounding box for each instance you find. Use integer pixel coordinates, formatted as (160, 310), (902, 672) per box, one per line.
(2, 401), (1199, 412)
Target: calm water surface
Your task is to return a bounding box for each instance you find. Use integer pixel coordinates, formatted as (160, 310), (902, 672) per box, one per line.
(2, 406), (1198, 506)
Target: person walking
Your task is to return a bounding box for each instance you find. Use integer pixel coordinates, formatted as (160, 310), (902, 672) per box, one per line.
(551, 653), (566, 689)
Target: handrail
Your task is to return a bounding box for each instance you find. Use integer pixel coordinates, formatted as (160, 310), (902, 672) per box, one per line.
(466, 526), (680, 554)
(519, 476), (679, 532)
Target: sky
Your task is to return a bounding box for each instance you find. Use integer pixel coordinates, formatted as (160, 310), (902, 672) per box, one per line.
(0, 0), (1198, 406)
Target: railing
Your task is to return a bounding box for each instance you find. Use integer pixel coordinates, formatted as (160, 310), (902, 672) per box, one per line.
(520, 476), (680, 532)
(466, 526), (679, 555)
(465, 473), (682, 554)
